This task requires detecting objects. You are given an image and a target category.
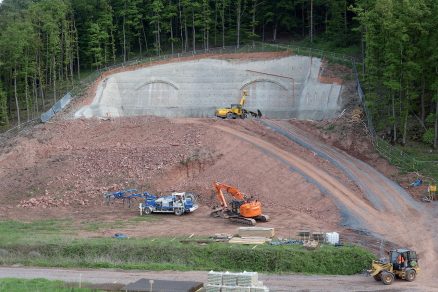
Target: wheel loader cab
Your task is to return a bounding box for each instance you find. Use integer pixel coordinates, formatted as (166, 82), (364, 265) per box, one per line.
(231, 104), (242, 114)
(390, 249), (418, 270)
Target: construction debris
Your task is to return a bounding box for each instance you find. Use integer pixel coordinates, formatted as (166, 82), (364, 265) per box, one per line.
(311, 232), (325, 243)
(17, 194), (89, 208)
(237, 227), (275, 238)
(206, 271), (269, 292)
(349, 107), (363, 123)
(210, 234), (233, 241)
(270, 239), (303, 246)
(297, 230), (311, 239)
(228, 237), (272, 245)
(303, 240), (320, 250)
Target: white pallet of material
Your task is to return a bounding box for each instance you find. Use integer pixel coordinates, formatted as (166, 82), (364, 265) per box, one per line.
(221, 287), (251, 292)
(237, 272), (258, 287)
(250, 286), (269, 292)
(222, 272), (238, 286)
(220, 286), (236, 292)
(205, 284), (221, 292)
(208, 271), (223, 285)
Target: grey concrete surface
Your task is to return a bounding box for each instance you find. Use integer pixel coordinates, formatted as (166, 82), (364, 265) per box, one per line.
(75, 56), (343, 120)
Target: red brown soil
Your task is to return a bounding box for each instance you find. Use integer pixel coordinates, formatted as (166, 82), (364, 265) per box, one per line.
(0, 117), (343, 239)
(2, 115), (438, 286)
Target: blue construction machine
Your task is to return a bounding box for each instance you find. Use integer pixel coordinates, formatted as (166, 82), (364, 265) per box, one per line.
(139, 192), (198, 216)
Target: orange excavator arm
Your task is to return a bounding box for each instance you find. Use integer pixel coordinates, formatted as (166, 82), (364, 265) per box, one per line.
(212, 181), (268, 223)
(213, 182), (228, 208)
(213, 182), (246, 208)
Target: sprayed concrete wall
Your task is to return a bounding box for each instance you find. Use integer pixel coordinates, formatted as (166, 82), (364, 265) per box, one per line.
(75, 56), (343, 120)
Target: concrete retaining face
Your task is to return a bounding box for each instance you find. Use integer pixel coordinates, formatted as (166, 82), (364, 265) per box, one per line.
(75, 56), (343, 120)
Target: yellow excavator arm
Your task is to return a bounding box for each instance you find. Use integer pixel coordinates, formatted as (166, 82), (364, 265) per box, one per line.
(239, 90), (247, 107)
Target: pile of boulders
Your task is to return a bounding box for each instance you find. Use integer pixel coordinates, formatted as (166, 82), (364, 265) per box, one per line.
(17, 190), (90, 209)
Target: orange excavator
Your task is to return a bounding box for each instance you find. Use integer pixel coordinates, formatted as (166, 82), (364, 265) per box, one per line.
(211, 182), (269, 225)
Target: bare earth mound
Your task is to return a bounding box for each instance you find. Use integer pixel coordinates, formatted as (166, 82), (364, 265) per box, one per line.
(0, 117), (342, 237)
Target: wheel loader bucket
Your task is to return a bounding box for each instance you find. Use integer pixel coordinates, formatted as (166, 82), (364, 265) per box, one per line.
(369, 261), (392, 277)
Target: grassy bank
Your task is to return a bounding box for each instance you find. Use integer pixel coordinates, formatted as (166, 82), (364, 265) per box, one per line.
(0, 220), (374, 275)
(0, 278), (99, 292)
(0, 239), (373, 275)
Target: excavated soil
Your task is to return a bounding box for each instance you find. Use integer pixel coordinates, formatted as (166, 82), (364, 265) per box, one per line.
(1, 115), (438, 288)
(0, 117), (343, 238)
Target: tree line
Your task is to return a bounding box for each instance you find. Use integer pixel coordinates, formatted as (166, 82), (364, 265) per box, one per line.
(355, 0), (438, 148)
(0, 0), (436, 148)
(0, 0), (356, 127)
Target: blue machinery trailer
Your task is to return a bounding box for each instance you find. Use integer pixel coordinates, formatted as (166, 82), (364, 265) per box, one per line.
(139, 192), (198, 216)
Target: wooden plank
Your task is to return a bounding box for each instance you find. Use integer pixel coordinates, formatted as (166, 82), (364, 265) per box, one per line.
(297, 230), (311, 237)
(237, 227), (275, 238)
(229, 237), (271, 245)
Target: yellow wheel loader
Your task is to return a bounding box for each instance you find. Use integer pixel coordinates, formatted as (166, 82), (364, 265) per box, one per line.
(369, 249), (419, 285)
(215, 91), (262, 119)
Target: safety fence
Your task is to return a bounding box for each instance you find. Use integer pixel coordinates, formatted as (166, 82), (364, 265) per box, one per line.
(374, 137), (438, 182)
(351, 58), (438, 182)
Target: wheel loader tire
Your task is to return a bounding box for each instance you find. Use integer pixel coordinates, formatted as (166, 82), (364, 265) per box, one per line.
(226, 113), (233, 119)
(143, 207), (152, 215)
(381, 271), (394, 285)
(373, 274), (381, 281)
(174, 208), (184, 216)
(405, 269), (416, 282)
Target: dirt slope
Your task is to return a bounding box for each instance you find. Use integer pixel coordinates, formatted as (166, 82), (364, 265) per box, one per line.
(1, 116), (437, 287)
(258, 120), (438, 282)
(0, 117), (342, 238)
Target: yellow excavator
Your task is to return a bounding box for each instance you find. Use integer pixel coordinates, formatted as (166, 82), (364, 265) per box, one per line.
(215, 91), (262, 119)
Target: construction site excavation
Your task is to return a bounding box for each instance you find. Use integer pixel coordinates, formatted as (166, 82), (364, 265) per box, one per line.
(1, 51), (438, 291)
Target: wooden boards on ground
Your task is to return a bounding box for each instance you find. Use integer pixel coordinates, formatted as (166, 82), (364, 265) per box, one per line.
(237, 227), (275, 238)
(228, 237), (272, 245)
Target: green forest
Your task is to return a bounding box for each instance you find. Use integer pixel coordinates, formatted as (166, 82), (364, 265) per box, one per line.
(0, 0), (437, 148)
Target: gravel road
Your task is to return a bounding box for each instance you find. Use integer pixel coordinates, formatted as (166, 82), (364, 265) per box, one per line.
(0, 266), (435, 291)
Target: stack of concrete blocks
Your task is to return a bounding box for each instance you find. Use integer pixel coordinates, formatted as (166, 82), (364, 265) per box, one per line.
(206, 271), (269, 292)
(206, 271), (223, 292)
